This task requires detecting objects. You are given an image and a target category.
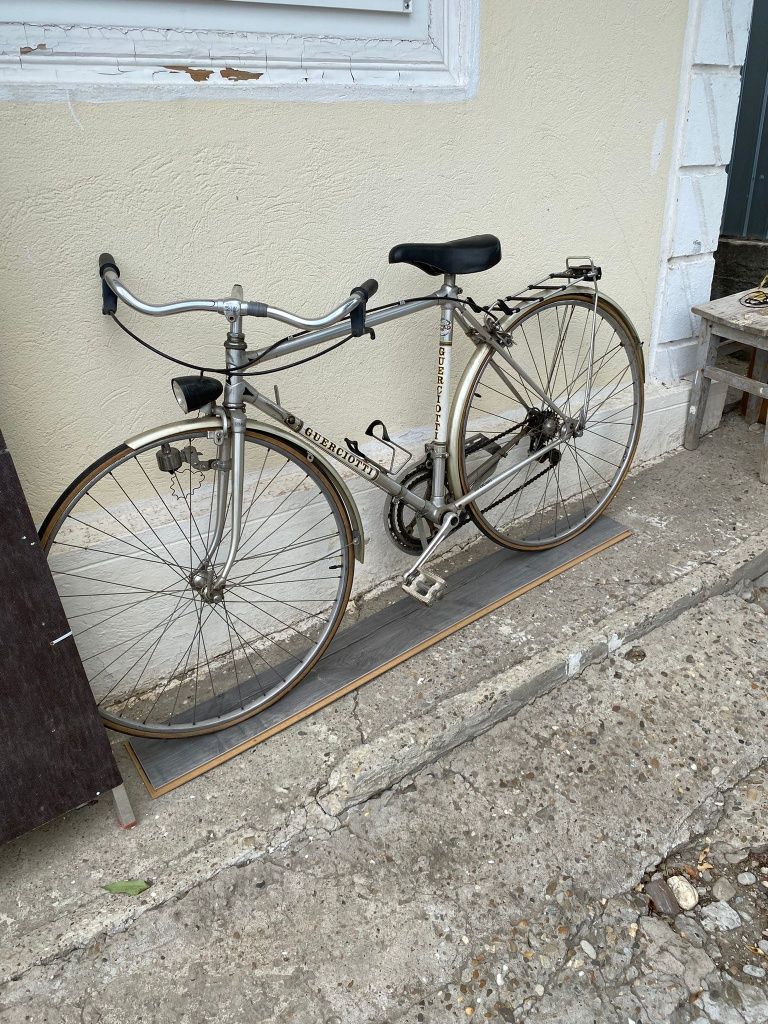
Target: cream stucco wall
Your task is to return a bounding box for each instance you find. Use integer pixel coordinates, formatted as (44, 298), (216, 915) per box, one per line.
(0, 1), (688, 531)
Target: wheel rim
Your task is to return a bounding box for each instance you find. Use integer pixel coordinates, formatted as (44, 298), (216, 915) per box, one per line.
(43, 429), (353, 736)
(457, 298), (643, 549)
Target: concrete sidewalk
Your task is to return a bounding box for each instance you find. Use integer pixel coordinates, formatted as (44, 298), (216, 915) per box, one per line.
(0, 416), (766, 1021)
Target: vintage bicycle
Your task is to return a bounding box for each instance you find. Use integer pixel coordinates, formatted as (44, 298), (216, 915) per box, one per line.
(41, 235), (643, 737)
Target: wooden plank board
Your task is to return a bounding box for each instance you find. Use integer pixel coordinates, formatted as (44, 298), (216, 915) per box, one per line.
(692, 289), (768, 338)
(127, 516), (630, 798)
(704, 365), (768, 398)
(0, 432), (122, 845)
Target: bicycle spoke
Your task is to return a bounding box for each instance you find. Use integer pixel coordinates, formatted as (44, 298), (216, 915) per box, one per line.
(461, 298), (640, 549)
(67, 507), (186, 582)
(109, 471), (183, 573)
(73, 581), (191, 639)
(44, 430), (351, 735)
(232, 580), (332, 631)
(113, 589), (192, 715)
(235, 475), (314, 563)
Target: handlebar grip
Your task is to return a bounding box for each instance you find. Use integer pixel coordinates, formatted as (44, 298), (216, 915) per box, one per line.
(244, 301), (268, 317)
(98, 253), (119, 315)
(351, 279), (379, 302)
(99, 252), (120, 279)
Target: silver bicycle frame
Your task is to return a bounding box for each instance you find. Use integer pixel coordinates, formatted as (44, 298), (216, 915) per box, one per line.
(240, 281), (581, 520)
(102, 265), (596, 590)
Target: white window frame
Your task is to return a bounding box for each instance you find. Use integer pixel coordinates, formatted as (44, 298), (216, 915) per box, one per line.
(0, 0), (478, 102)
(236, 1), (413, 9)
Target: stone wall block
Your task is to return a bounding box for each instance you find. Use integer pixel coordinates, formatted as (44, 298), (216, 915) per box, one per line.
(657, 255), (715, 344)
(694, 0), (753, 67)
(671, 169), (729, 258)
(682, 70), (743, 166)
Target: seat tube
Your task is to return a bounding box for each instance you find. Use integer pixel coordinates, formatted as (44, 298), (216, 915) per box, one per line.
(431, 274), (458, 507)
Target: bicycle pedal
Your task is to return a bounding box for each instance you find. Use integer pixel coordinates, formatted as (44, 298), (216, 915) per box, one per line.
(401, 568), (446, 606)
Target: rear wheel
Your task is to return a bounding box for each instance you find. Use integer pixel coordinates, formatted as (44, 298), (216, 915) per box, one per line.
(454, 295), (644, 550)
(40, 427), (354, 737)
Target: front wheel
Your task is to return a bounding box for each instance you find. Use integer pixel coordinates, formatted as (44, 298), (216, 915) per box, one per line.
(40, 427), (355, 737)
(453, 294), (644, 551)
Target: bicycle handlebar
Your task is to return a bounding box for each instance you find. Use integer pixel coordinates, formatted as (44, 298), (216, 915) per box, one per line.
(98, 253), (378, 331)
(351, 279), (379, 303)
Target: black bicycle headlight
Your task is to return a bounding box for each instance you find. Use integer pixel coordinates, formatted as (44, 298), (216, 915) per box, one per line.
(171, 376), (223, 414)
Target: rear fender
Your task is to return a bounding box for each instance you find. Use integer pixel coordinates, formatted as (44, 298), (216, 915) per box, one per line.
(447, 288), (644, 497)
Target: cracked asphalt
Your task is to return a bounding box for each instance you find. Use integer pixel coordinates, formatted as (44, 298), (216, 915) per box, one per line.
(1, 574), (766, 1022)
(2, 419), (768, 1021)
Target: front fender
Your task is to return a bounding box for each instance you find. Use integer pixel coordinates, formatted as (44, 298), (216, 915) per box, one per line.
(125, 417), (365, 563)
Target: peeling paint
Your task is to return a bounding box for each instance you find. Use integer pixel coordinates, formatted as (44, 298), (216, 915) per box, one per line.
(220, 67), (263, 82)
(0, 2), (476, 100)
(164, 65), (214, 82)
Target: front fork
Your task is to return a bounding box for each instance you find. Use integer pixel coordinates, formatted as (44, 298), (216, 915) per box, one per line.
(196, 302), (252, 599)
(191, 405), (247, 602)
(211, 407), (247, 589)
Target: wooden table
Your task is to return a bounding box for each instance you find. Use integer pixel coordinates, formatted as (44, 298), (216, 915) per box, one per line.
(684, 289), (768, 483)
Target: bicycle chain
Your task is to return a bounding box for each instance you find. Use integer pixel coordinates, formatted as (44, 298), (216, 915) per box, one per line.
(388, 419), (553, 541)
(462, 421), (525, 457)
(457, 419), (554, 524)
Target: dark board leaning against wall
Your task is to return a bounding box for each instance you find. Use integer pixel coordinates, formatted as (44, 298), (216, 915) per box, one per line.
(0, 431), (122, 845)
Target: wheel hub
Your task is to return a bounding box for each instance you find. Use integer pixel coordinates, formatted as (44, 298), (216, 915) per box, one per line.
(528, 408), (560, 452)
(190, 565), (225, 604)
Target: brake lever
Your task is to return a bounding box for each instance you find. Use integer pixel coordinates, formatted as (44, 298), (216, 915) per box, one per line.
(102, 277), (118, 316)
(350, 300), (375, 340)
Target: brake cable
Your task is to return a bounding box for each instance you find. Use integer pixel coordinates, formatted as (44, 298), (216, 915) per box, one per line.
(111, 304), (555, 522)
(109, 312), (354, 377)
(107, 283), (509, 378)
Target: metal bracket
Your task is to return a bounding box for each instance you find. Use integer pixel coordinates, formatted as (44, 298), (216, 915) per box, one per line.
(564, 257), (602, 281)
(181, 444), (222, 472)
(345, 419), (412, 475)
(112, 783), (137, 829)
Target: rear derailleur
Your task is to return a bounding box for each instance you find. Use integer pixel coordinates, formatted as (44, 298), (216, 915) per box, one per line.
(526, 409), (562, 468)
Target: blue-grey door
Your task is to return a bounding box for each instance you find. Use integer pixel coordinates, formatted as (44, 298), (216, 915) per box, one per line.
(722, 0), (768, 241)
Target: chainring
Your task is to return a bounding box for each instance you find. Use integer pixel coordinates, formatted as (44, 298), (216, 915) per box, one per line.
(384, 460), (454, 554)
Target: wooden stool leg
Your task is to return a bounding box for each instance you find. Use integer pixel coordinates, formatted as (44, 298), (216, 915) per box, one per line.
(761, 422), (768, 485)
(746, 348), (768, 426)
(684, 323), (717, 450)
(112, 783), (137, 829)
